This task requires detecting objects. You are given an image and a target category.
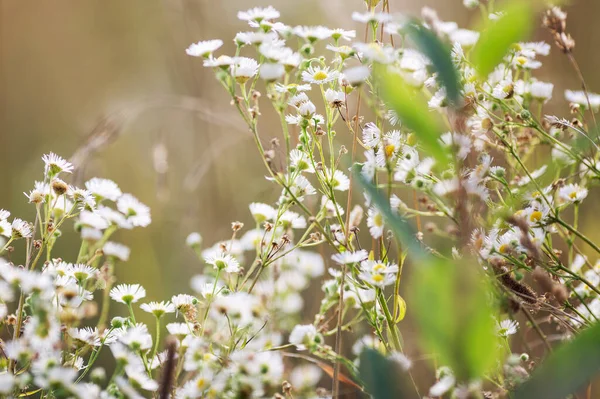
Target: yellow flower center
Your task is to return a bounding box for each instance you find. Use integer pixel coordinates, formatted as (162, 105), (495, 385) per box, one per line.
(482, 118), (493, 130)
(373, 263), (386, 273)
(373, 213), (383, 227)
(499, 244), (509, 253)
(197, 378), (206, 389)
(385, 144), (396, 158)
(529, 210), (542, 223)
(516, 56), (527, 65)
(313, 71), (328, 81)
(569, 191), (578, 199)
(372, 274), (384, 283)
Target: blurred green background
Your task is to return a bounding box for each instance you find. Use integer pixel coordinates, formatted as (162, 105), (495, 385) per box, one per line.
(2, 2), (600, 385)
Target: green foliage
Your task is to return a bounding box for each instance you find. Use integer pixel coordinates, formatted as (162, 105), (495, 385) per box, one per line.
(410, 257), (500, 381)
(359, 349), (410, 399)
(377, 68), (448, 165)
(471, 1), (534, 77)
(357, 171), (501, 381)
(405, 22), (462, 105)
(513, 322), (600, 399)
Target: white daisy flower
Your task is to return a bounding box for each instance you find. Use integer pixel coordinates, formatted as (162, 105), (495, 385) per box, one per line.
(0, 220), (11, 238)
(290, 364), (322, 390)
(185, 39), (223, 58)
(140, 301), (175, 318)
(429, 88), (448, 109)
(359, 264), (397, 287)
(367, 207), (385, 239)
(433, 177), (460, 197)
(110, 284), (146, 304)
(68, 263), (98, 283)
(326, 44), (356, 59)
(362, 150), (377, 181)
(351, 11), (393, 24)
(42, 152), (74, 176)
(117, 194), (151, 227)
(234, 31), (278, 46)
(275, 83), (311, 93)
(292, 26), (332, 42)
(280, 210), (307, 229)
(290, 149), (314, 173)
(259, 63), (285, 81)
(331, 249), (368, 265)
(497, 319), (519, 337)
(300, 65), (338, 86)
(171, 294), (197, 311)
(289, 174), (317, 199)
(353, 42), (395, 64)
(429, 372), (456, 397)
(289, 324), (321, 350)
(230, 57), (259, 83)
(513, 56), (542, 70)
(69, 327), (105, 347)
(185, 232), (202, 248)
(440, 132), (472, 160)
(362, 122), (382, 149)
(0, 209), (10, 220)
(97, 205), (133, 229)
(78, 210), (109, 230)
(85, 178), (122, 202)
(124, 365), (158, 391)
(342, 65), (370, 86)
(204, 253), (241, 273)
(166, 322), (190, 338)
(24, 188), (45, 204)
(298, 101), (316, 118)
(390, 352), (412, 370)
(565, 90), (600, 110)
(529, 81), (554, 102)
(360, 260), (399, 275)
(520, 41), (551, 56)
(517, 165), (547, 186)
(249, 203), (277, 223)
(11, 218), (32, 239)
(330, 28), (356, 41)
(324, 88), (345, 107)
(558, 183), (588, 203)
(237, 6), (280, 23)
(119, 324), (153, 352)
(449, 29), (479, 47)
(103, 241), (131, 261)
(203, 55), (233, 68)
(69, 187), (96, 211)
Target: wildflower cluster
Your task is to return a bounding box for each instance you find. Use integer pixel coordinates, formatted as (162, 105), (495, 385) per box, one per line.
(189, 1), (600, 397)
(2, 1), (600, 398)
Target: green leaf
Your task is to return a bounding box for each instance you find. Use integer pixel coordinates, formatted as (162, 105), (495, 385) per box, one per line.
(355, 166), (423, 259)
(376, 67), (448, 165)
(395, 295), (407, 323)
(359, 349), (411, 399)
(513, 322), (600, 399)
(471, 1), (534, 77)
(405, 22), (462, 105)
(410, 257), (500, 381)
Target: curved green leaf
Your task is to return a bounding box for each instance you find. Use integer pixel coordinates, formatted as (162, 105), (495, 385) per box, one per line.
(376, 68), (448, 165)
(513, 322), (600, 399)
(471, 1), (534, 77)
(405, 22), (462, 105)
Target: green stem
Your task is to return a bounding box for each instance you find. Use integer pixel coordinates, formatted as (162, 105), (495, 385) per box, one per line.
(151, 316), (161, 362)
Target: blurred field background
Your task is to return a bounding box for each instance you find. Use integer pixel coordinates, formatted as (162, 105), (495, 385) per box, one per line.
(2, 0), (600, 392)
